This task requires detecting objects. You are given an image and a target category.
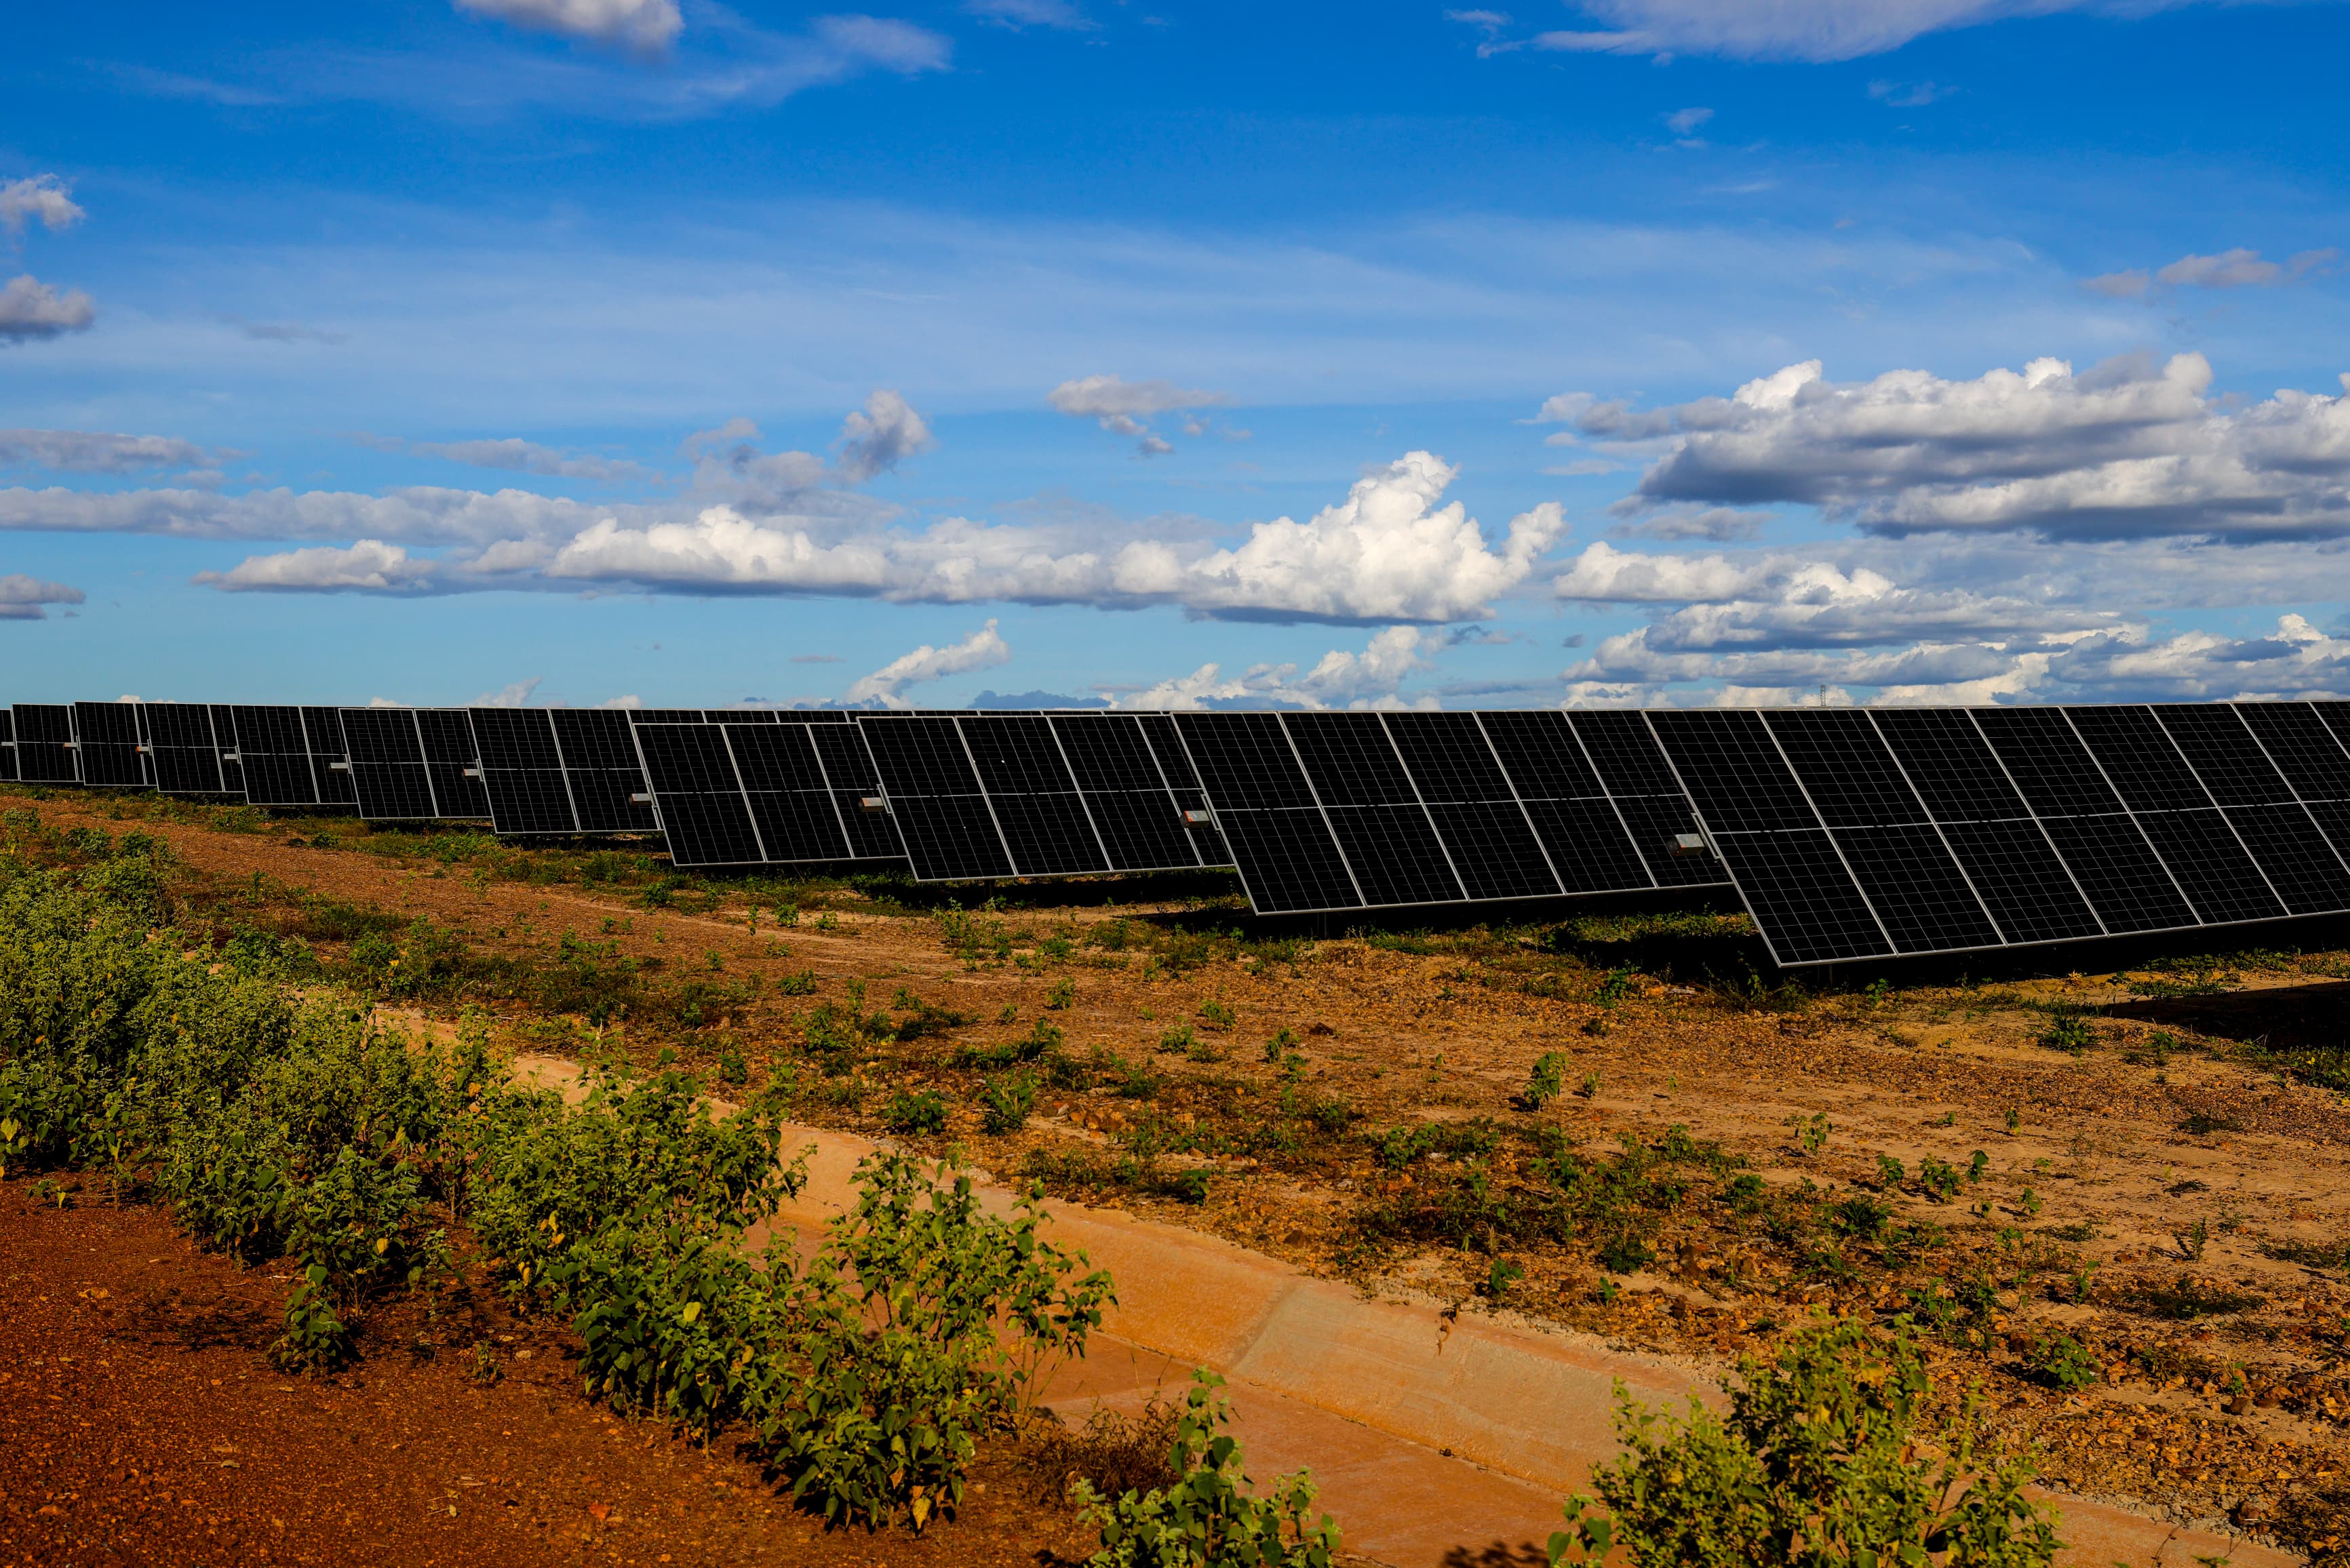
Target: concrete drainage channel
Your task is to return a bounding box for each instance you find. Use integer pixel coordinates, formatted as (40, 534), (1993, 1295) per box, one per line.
(512, 1056), (2298, 1568)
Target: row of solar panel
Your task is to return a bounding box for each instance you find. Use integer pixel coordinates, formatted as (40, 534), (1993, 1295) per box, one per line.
(12, 698), (2350, 967)
(1640, 703), (2350, 966)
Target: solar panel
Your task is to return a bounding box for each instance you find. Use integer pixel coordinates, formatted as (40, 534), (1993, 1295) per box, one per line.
(341, 709), (440, 821)
(208, 705), (246, 796)
(470, 709), (577, 834)
(11, 704), (79, 785)
(631, 724), (765, 867)
(222, 705), (352, 810)
(957, 714), (1109, 876)
(142, 703), (229, 794)
(558, 710), (661, 834)
(0, 707), (16, 784)
(71, 701), (152, 789)
(631, 720), (907, 869)
(855, 716), (1017, 880)
(418, 710), (491, 819)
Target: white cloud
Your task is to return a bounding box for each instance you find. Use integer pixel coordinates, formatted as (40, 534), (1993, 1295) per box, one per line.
(0, 482), (607, 545)
(0, 275), (96, 342)
(453, 0), (683, 53)
(195, 539), (439, 593)
(1580, 351), (2350, 543)
(0, 176), (85, 242)
(0, 572), (85, 621)
(1664, 106), (1712, 135)
(0, 429), (216, 474)
(2045, 614), (2350, 701)
(1151, 452), (1565, 621)
(1867, 79), (1955, 107)
(1609, 505), (1767, 541)
(2082, 269), (2151, 299)
(364, 433), (655, 483)
(473, 677), (545, 707)
(1523, 1), (2218, 63)
(833, 389), (935, 483)
(229, 317), (350, 345)
(844, 619), (1011, 705)
(966, 0), (1095, 28)
(1050, 374), (1230, 455)
(1117, 627), (1443, 711)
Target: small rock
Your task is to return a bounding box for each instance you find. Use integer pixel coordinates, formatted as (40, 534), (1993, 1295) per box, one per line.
(2225, 1394), (2252, 1416)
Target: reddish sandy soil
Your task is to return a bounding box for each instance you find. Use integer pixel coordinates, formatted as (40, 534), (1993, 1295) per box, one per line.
(0, 1172), (1093, 1568)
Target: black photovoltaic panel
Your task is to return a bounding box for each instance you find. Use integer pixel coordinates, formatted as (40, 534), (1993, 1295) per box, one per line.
(225, 705), (330, 808)
(71, 701), (151, 789)
(208, 705), (246, 796)
(958, 715), (1108, 876)
(726, 723), (852, 863)
(856, 716), (1013, 881)
(557, 710), (661, 834)
(1563, 712), (1725, 889)
(1388, 712), (1561, 901)
(2131, 810), (2286, 924)
(341, 709), (440, 821)
(2235, 702), (2350, 802)
(1134, 713), (1233, 867)
(300, 707), (356, 807)
(2035, 814), (2198, 933)
(2155, 706), (2294, 806)
(0, 707), (16, 784)
(632, 724), (764, 867)
(1210, 806), (1361, 914)
(1649, 710), (1894, 964)
(1286, 713), (1464, 902)
(1050, 715), (1201, 873)
(418, 710), (492, 820)
(143, 703), (227, 795)
(470, 709), (577, 835)
(1471, 711), (1686, 893)
(2222, 802), (2350, 915)
(12, 704), (79, 784)
(1972, 707), (2127, 817)
(808, 723), (905, 861)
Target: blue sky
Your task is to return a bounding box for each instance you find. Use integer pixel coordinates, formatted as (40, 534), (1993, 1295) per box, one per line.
(5, 0), (2349, 709)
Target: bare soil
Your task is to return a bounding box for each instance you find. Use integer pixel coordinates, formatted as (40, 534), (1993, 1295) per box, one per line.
(10, 786), (2350, 1563)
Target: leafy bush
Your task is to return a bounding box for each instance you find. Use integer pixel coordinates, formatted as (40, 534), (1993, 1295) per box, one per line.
(1521, 1051), (1567, 1112)
(2039, 1014), (2096, 1055)
(1075, 1369), (1341, 1568)
(886, 1087), (951, 1135)
(980, 1070), (1038, 1135)
(1545, 1317), (2062, 1568)
(2022, 1333), (2100, 1391)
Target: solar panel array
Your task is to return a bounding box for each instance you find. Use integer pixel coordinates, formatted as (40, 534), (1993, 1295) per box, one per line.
(9, 694), (2350, 968)
(857, 712), (1230, 882)
(1167, 709), (1728, 914)
(1647, 703), (2350, 967)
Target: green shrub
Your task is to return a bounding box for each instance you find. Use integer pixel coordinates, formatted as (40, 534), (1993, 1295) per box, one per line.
(886, 1088), (950, 1135)
(1545, 1318), (2061, 1568)
(2022, 1333), (2100, 1391)
(980, 1070), (1038, 1135)
(2039, 1015), (2096, 1055)
(1521, 1051), (1567, 1112)
(1075, 1369), (1340, 1568)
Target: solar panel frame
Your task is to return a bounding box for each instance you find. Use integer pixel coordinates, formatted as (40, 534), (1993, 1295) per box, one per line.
(208, 705), (247, 796)
(470, 708), (579, 834)
(301, 707), (357, 807)
(725, 721), (857, 863)
(71, 701), (153, 789)
(416, 709), (492, 820)
(224, 705), (326, 807)
(1476, 711), (1693, 892)
(1048, 713), (1209, 873)
(0, 707), (16, 784)
(12, 703), (79, 785)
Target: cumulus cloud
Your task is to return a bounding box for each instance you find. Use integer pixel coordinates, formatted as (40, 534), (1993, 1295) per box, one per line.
(195, 539), (439, 593)
(453, 0), (684, 54)
(1575, 351), (2350, 543)
(1049, 374), (1230, 456)
(0, 275), (96, 342)
(1519, 1), (2214, 62)
(474, 677), (545, 707)
(844, 619), (1011, 706)
(2045, 614), (2350, 701)
(361, 433), (655, 484)
(1118, 627), (1443, 712)
(0, 176), (85, 242)
(0, 429), (217, 474)
(966, 0), (1095, 28)
(1664, 106), (1712, 136)
(833, 390), (935, 483)
(0, 572), (85, 621)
